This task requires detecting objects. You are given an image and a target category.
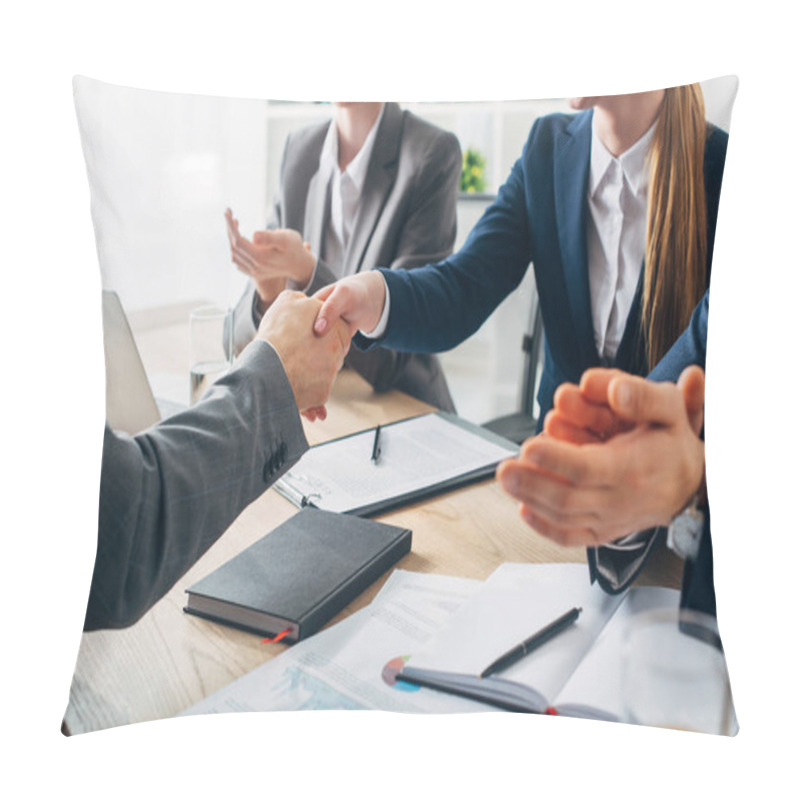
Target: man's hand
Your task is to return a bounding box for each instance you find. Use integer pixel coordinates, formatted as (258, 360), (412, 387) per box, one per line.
(313, 271), (387, 337)
(256, 291), (352, 416)
(225, 209), (315, 303)
(496, 366), (706, 547)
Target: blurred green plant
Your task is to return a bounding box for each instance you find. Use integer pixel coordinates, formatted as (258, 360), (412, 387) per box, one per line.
(460, 147), (487, 194)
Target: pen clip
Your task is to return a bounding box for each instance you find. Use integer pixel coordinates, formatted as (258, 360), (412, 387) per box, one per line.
(275, 479), (319, 509)
(301, 492), (321, 509)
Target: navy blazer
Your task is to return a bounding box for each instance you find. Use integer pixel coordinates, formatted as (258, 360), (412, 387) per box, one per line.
(357, 110), (726, 613)
(360, 109), (728, 425)
(587, 293), (716, 613)
(649, 292), (716, 617)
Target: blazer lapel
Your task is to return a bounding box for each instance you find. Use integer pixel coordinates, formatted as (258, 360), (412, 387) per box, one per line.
(346, 102), (402, 272)
(303, 123), (333, 259)
(553, 111), (597, 365)
(614, 264), (647, 373)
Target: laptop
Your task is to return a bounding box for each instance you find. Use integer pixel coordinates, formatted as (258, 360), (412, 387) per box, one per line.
(102, 290), (184, 435)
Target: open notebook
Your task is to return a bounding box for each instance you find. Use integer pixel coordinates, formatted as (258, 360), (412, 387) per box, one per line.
(397, 563), (683, 720)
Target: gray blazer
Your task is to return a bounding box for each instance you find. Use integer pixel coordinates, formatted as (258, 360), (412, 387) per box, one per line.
(232, 102), (461, 411)
(87, 342), (308, 631)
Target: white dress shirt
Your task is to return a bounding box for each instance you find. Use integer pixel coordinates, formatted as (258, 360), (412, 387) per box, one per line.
(316, 104), (385, 279)
(586, 120), (659, 557)
(586, 118), (655, 360)
(366, 116), (657, 349)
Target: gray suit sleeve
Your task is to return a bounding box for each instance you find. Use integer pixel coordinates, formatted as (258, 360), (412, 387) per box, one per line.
(87, 341), (308, 630)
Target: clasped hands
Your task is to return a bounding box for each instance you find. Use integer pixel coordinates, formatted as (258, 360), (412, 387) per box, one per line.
(256, 273), (387, 421)
(497, 365), (707, 548)
(256, 291), (352, 422)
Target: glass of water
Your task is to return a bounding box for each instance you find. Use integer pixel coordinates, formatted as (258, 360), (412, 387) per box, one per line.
(189, 305), (233, 405)
(621, 606), (736, 735)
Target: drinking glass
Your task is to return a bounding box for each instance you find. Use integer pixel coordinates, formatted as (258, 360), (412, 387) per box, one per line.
(621, 606), (736, 735)
(189, 305), (233, 405)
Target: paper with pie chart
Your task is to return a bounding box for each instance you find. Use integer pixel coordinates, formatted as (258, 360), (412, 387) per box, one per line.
(181, 570), (486, 716)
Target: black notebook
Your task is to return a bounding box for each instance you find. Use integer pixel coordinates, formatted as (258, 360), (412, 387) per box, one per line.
(184, 508), (411, 642)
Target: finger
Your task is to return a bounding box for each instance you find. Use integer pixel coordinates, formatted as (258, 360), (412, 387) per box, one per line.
(227, 217), (243, 248)
(497, 459), (605, 526)
(518, 504), (600, 548)
(312, 284), (336, 302)
(301, 406), (327, 422)
(608, 375), (685, 427)
(253, 230), (277, 247)
(231, 247), (257, 273)
(314, 286), (348, 335)
(552, 382), (579, 409)
(225, 213), (237, 244)
(236, 235), (263, 260)
(544, 412), (604, 444)
(578, 368), (627, 404)
(677, 365), (705, 435)
(331, 317), (354, 354)
(553, 385), (619, 437)
(518, 436), (613, 488)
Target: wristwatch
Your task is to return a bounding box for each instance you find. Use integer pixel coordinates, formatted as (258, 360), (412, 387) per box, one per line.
(666, 493), (705, 561)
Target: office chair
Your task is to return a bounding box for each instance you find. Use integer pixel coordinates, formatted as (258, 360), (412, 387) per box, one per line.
(482, 293), (544, 445)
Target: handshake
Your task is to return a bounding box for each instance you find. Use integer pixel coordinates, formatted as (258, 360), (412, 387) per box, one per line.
(254, 273), (388, 422)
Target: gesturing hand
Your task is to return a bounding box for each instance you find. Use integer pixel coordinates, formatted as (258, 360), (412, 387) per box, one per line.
(496, 366), (706, 547)
(225, 209), (315, 303)
(256, 291), (352, 418)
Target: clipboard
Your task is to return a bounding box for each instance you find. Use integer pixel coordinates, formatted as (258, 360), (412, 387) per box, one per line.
(274, 412), (519, 517)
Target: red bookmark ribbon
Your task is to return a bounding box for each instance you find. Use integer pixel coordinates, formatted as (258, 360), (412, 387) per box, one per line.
(262, 628), (292, 644)
(545, 707), (559, 716)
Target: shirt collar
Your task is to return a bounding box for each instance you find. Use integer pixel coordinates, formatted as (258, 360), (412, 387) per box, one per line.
(319, 104), (385, 194)
(589, 115), (657, 197)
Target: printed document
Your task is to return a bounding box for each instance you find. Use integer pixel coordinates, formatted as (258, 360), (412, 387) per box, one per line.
(275, 413), (517, 513)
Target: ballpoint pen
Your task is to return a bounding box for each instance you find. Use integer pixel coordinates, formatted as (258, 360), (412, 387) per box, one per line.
(479, 606), (582, 678)
(371, 424), (382, 465)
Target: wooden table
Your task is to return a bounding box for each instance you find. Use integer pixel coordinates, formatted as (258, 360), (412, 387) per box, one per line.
(63, 304), (683, 734)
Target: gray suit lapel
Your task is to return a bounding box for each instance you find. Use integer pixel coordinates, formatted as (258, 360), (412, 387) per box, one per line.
(303, 123), (333, 258)
(345, 103), (402, 273)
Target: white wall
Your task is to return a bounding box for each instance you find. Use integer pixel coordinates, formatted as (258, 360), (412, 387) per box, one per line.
(74, 77), (271, 312)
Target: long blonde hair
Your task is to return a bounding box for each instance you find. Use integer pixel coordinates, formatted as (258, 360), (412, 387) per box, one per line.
(643, 84), (708, 369)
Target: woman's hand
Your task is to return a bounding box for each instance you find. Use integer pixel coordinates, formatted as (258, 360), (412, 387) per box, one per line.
(312, 271), (387, 338)
(225, 208), (314, 302)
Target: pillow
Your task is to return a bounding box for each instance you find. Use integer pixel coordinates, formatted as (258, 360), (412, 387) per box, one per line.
(65, 76), (738, 736)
